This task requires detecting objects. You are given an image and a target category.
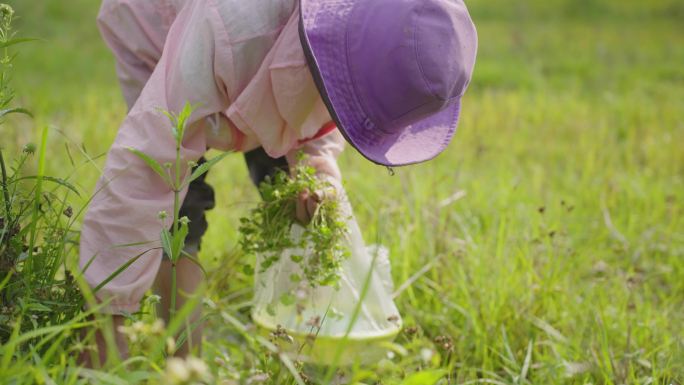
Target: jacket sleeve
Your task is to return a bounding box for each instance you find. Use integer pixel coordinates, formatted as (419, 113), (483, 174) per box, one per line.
(286, 129), (346, 184)
(80, 0), (233, 313)
(96, 0), (167, 110)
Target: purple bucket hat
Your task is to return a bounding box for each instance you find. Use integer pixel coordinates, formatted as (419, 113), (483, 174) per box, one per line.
(299, 0), (478, 166)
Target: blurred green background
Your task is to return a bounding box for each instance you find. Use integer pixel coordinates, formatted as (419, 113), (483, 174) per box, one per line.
(5, 0), (684, 382)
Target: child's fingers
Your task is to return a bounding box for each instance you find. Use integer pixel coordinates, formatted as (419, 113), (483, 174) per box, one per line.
(312, 186), (336, 202)
(306, 196), (319, 219)
(296, 185), (337, 224)
(296, 190), (311, 224)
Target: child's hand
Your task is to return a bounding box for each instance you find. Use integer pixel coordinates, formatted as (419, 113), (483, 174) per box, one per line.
(295, 184), (336, 224)
(295, 188), (320, 224)
(287, 130), (345, 225)
(294, 156), (340, 225)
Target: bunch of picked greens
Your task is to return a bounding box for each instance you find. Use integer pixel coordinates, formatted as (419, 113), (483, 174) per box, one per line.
(239, 158), (350, 288)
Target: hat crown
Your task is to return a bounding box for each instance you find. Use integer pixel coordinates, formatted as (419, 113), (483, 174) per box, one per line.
(346, 0), (477, 134)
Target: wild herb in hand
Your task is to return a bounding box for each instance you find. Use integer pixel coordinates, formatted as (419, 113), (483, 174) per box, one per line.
(239, 159), (349, 288)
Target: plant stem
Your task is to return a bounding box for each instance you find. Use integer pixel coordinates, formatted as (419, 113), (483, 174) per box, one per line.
(0, 148), (12, 228)
(173, 144), (181, 236)
(170, 261), (177, 318)
(27, 126), (48, 274)
(170, 128), (183, 318)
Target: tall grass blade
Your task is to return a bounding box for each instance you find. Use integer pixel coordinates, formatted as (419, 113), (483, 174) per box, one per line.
(92, 249), (154, 293)
(0, 148), (12, 225)
(13, 175), (80, 195)
(0, 107), (33, 118)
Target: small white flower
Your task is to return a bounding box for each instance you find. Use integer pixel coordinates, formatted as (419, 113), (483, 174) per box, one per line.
(187, 356), (209, 378)
(117, 325), (138, 343)
(150, 319), (165, 335)
(165, 357), (191, 384)
(420, 348), (434, 363)
(166, 337), (177, 355)
(132, 321), (146, 333)
(163, 356), (212, 384)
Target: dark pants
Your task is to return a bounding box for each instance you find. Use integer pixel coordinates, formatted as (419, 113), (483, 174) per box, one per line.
(177, 148), (289, 253)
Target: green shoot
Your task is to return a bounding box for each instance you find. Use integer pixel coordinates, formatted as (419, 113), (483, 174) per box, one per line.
(128, 102), (227, 318)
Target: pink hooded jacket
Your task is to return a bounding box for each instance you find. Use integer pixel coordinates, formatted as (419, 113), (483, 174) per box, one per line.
(82, 0), (345, 313)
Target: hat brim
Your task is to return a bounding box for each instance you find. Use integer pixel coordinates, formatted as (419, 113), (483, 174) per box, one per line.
(299, 0), (462, 167)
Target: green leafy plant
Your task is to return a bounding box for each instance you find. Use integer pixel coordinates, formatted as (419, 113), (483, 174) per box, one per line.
(0, 4), (33, 121)
(0, 4), (83, 348)
(128, 102), (228, 316)
(238, 158), (350, 289)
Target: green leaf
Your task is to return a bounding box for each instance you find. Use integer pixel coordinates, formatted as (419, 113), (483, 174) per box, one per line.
(0, 37), (39, 49)
(160, 229), (173, 259)
(21, 302), (52, 312)
(399, 370), (447, 385)
(0, 271), (13, 292)
(280, 293), (296, 306)
(242, 264), (254, 276)
(127, 147), (170, 185)
(174, 102), (196, 142)
(180, 249), (207, 275)
(261, 258), (275, 270)
(170, 221), (189, 262)
(0, 107), (33, 118)
(159, 109), (179, 139)
(183, 152), (229, 187)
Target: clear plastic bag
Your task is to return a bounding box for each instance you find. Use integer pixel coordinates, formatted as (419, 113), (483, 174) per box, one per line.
(251, 187), (402, 365)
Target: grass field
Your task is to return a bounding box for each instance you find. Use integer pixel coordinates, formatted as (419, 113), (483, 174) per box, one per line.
(3, 0), (684, 383)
